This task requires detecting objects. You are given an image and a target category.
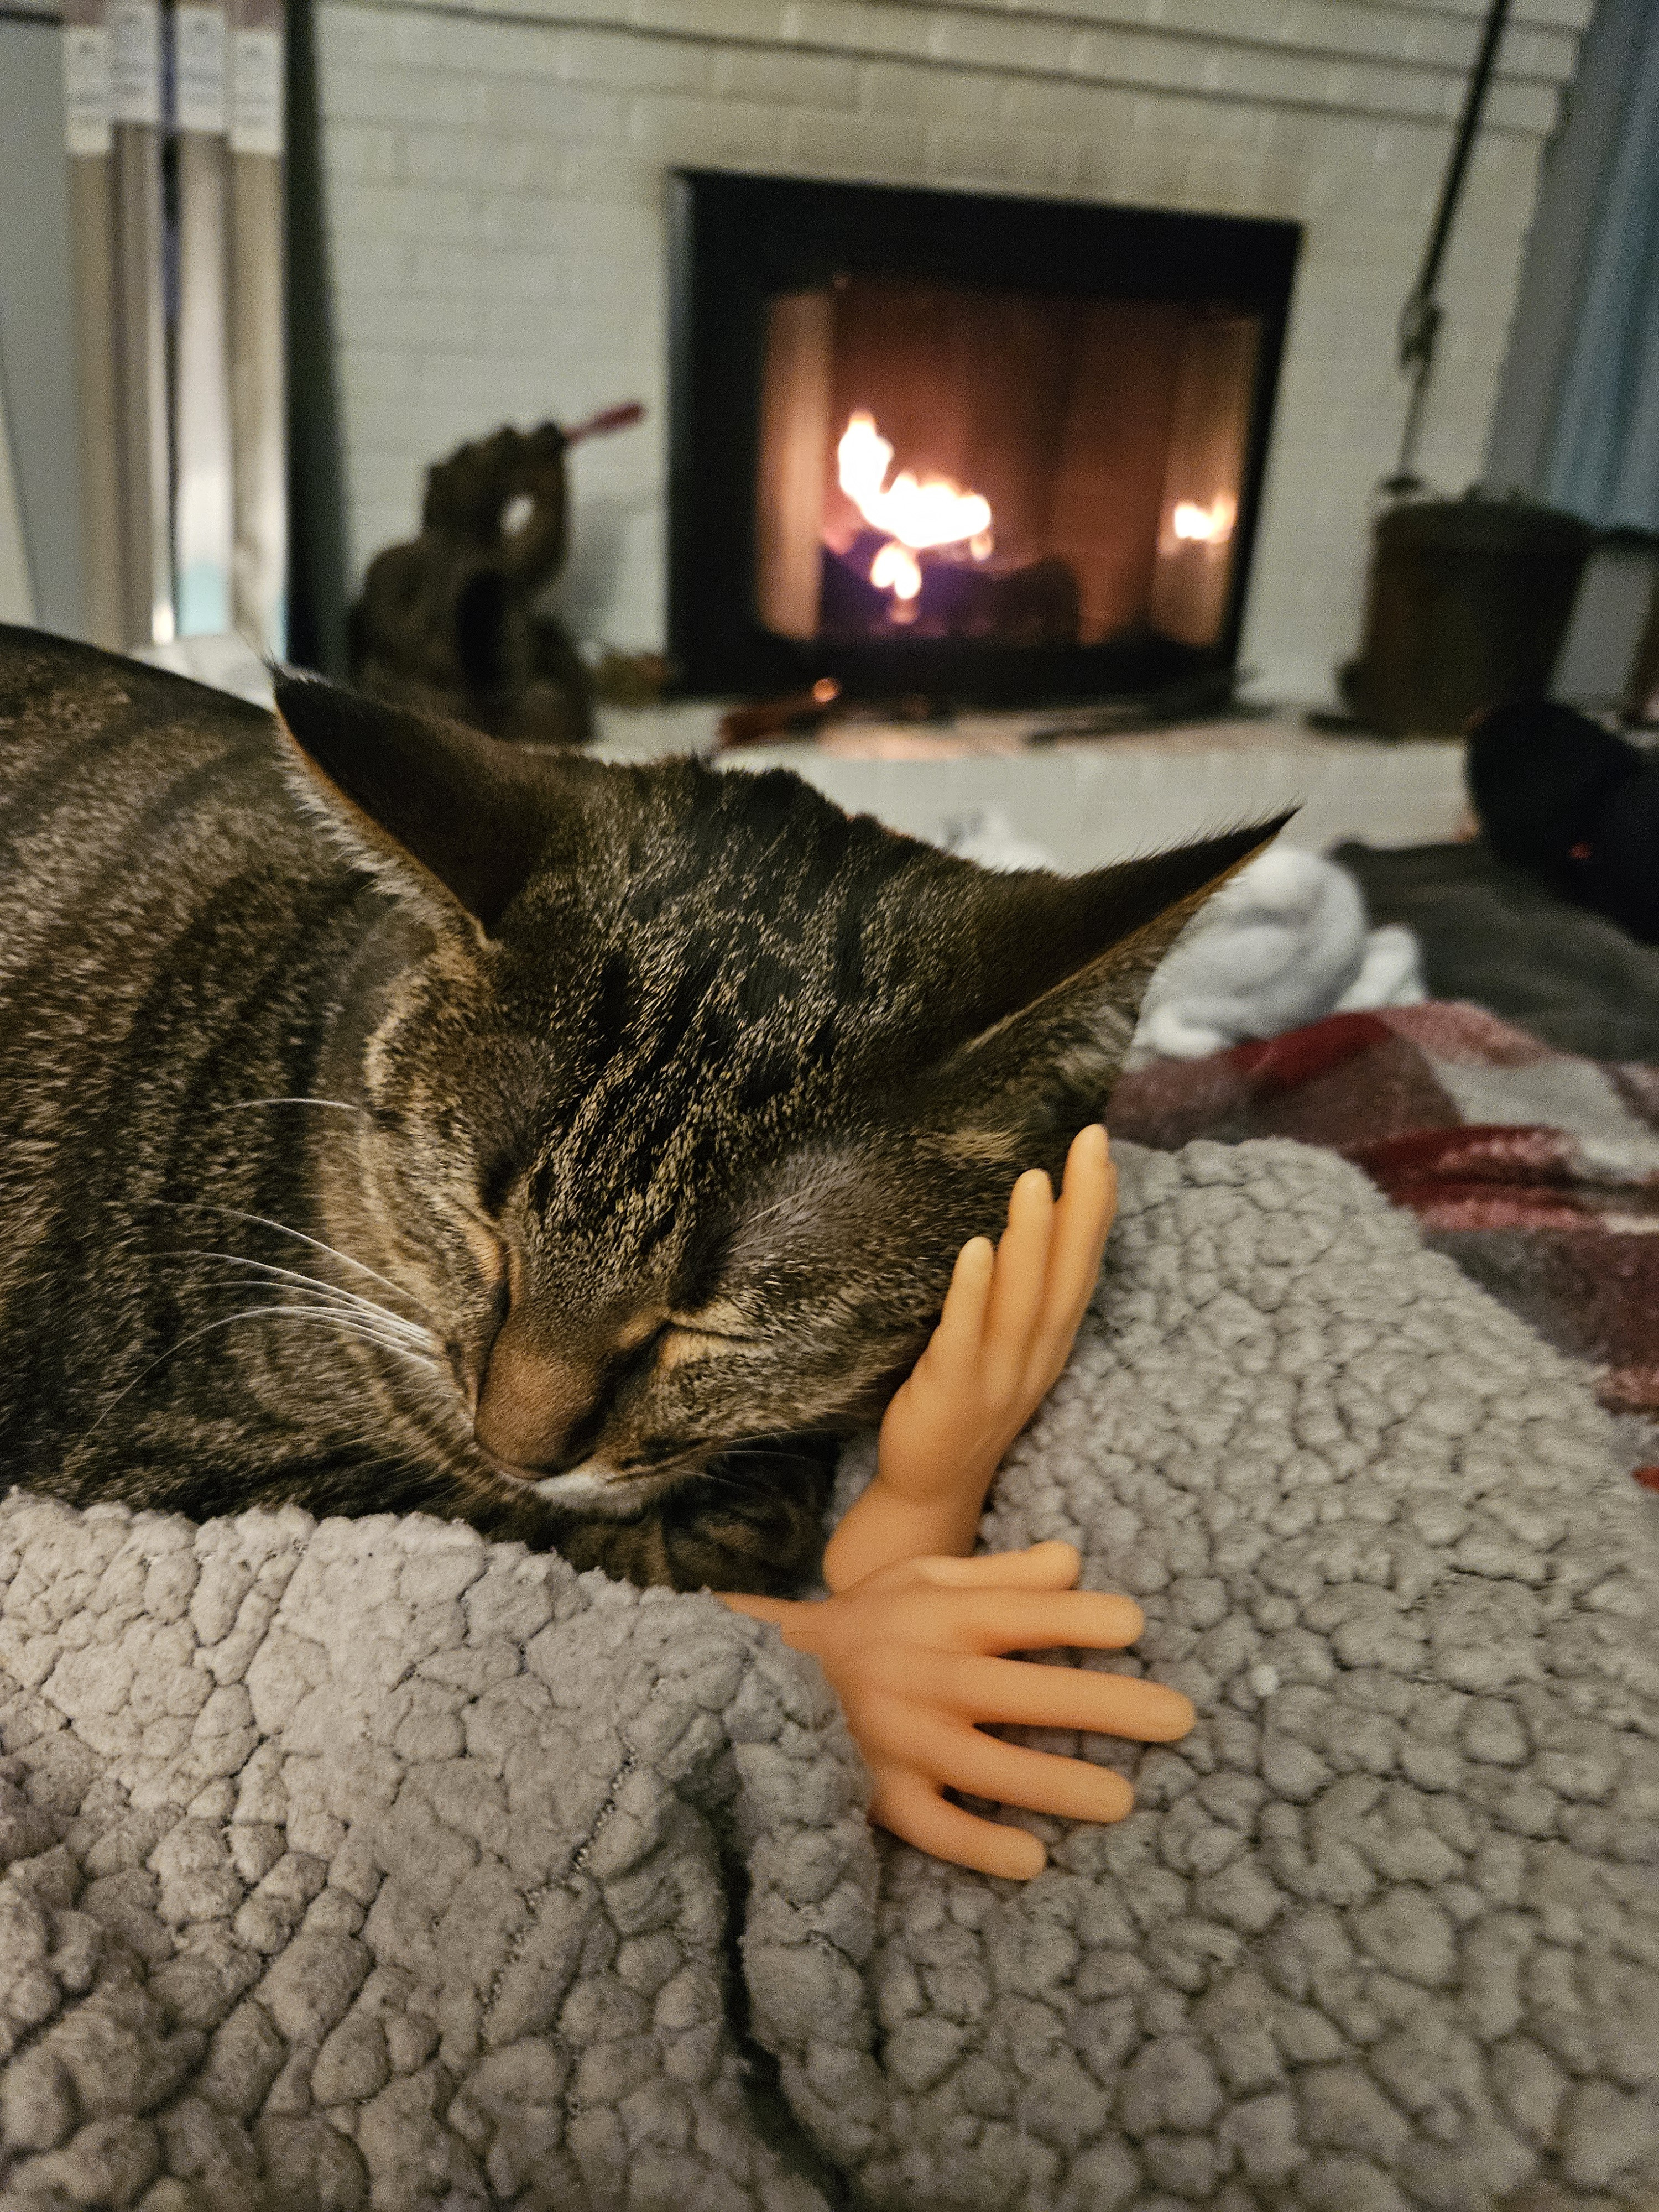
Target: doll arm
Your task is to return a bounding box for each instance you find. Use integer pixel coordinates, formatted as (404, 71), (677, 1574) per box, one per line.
(821, 1122), (1117, 1592)
(722, 1544), (1192, 1880)
(721, 1124), (1194, 1880)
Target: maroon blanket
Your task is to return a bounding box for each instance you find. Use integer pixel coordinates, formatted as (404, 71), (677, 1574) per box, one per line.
(1112, 1002), (1659, 1425)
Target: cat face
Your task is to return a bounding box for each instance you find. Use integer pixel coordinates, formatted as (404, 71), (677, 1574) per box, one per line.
(279, 676), (1280, 1518)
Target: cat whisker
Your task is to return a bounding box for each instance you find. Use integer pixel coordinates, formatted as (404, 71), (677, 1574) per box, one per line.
(721, 1190), (804, 1238)
(144, 1198), (435, 1321)
(153, 1263), (436, 1354)
(711, 1443), (838, 1472)
(176, 1284), (437, 1364)
(169, 1249), (436, 1349)
(82, 1302), (442, 1443)
(214, 1097), (366, 1114)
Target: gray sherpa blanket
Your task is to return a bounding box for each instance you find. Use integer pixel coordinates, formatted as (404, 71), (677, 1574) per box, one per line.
(2, 1140), (1656, 2212)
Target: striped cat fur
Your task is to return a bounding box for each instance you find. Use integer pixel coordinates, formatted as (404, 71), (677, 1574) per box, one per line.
(0, 627), (1276, 1590)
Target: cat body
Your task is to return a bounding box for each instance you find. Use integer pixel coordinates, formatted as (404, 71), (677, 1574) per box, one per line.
(0, 627), (1274, 1589)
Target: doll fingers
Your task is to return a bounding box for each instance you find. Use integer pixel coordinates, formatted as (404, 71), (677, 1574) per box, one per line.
(869, 1770), (1047, 1880)
(935, 1723), (1137, 1827)
(1034, 1131), (1116, 1362)
(983, 1170), (1056, 1390)
(927, 1651), (1196, 1741)
(1051, 1128), (1115, 1302)
(941, 1585), (1150, 1655)
(926, 1234), (996, 1368)
(917, 1541), (1083, 1591)
(1057, 1122), (1111, 1221)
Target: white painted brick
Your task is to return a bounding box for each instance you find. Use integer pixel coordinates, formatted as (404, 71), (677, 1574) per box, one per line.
(781, 2), (931, 61)
(403, 239), (553, 299)
(335, 347), (426, 402)
(560, 30), (712, 95)
(857, 60), (1000, 122)
(925, 12), (1078, 76)
(486, 297), (648, 357)
(416, 14), (565, 78)
(997, 72), (1138, 139)
(782, 106), (926, 181)
(565, 236), (665, 299)
(315, 0), (1588, 695)
(326, 123), (404, 184)
(323, 62), (476, 128)
(469, 194), (657, 259)
(1180, 149), (1274, 217)
(625, 91), (789, 164)
(314, 9), (392, 76)
(336, 179), (481, 243)
(340, 288), (482, 349)
(648, 0), (789, 41)
(399, 129), (541, 192)
(329, 236), (418, 295)
(553, 140), (660, 205)
(471, 77), (625, 141)
(924, 121), (1087, 197)
(713, 45), (859, 107)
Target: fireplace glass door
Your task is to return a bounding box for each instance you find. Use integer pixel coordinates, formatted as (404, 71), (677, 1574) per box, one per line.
(757, 276), (1260, 658)
(669, 173), (1300, 702)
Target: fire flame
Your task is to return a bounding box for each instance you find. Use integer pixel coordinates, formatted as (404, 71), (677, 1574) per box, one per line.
(837, 412), (993, 609)
(1171, 493), (1237, 545)
(869, 541), (922, 601)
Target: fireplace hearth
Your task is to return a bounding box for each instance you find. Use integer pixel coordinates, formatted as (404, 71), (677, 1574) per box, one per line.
(668, 171), (1300, 707)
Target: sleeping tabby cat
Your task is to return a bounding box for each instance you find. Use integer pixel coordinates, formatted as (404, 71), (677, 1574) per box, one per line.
(0, 627), (1276, 1591)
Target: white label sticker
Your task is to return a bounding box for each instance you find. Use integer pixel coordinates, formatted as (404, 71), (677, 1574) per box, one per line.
(108, 0), (161, 126)
(230, 24), (283, 155)
(63, 24), (113, 156)
(175, 3), (228, 133)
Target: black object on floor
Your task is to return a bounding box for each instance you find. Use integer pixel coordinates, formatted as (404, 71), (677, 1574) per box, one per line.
(1467, 700), (1659, 944)
(1335, 837), (1659, 1064)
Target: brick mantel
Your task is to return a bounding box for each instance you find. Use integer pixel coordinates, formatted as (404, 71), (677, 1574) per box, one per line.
(317, 0), (1592, 700)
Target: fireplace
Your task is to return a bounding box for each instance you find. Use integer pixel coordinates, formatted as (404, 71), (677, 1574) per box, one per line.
(667, 171), (1300, 706)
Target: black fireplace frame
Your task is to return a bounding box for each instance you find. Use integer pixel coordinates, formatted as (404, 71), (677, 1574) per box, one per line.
(666, 169), (1301, 705)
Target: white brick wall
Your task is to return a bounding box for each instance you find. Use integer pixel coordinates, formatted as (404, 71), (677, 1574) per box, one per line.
(315, 0), (1592, 701)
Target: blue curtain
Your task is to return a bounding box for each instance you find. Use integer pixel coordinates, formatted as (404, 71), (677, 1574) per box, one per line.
(1541, 0), (1659, 534)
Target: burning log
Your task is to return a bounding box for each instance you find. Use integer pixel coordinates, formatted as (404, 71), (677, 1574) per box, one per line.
(818, 533), (1080, 646)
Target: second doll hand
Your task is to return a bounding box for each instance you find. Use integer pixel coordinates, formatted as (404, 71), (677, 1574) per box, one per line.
(822, 1123), (1118, 1593)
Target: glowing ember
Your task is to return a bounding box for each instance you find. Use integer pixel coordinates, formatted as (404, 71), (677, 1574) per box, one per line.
(869, 540), (921, 601)
(1171, 493), (1237, 545)
(837, 412), (993, 552)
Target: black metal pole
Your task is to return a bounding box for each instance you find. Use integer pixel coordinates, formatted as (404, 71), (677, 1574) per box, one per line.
(1385, 0), (1514, 495)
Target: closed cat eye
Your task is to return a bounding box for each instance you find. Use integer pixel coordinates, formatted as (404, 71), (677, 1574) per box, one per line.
(656, 1321), (757, 1368)
(476, 1153), (518, 1215)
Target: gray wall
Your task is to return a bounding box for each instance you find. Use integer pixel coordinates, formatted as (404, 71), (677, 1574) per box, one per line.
(1484, 0), (1631, 502)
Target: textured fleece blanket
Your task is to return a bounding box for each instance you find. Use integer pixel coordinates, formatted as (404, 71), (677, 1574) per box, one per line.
(1, 1140), (1656, 2212)
(1113, 1003), (1659, 1427)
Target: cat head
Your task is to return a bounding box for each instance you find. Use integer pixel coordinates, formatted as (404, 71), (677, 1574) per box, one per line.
(276, 675), (1284, 1520)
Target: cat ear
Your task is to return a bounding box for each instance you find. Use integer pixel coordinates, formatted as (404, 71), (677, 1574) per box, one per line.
(923, 817), (1290, 1118)
(273, 674), (572, 935)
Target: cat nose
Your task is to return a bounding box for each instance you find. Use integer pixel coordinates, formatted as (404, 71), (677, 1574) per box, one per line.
(473, 1308), (598, 1472)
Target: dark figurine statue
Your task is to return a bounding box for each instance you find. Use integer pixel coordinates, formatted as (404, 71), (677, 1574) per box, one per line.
(348, 407), (641, 747)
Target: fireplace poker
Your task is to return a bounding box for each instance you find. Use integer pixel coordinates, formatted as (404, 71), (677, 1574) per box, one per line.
(562, 401), (647, 446)
(717, 678), (842, 751)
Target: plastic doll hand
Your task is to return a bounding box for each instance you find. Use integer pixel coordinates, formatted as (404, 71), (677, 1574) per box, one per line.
(823, 1124), (1117, 1591)
(723, 1539), (1193, 1880)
